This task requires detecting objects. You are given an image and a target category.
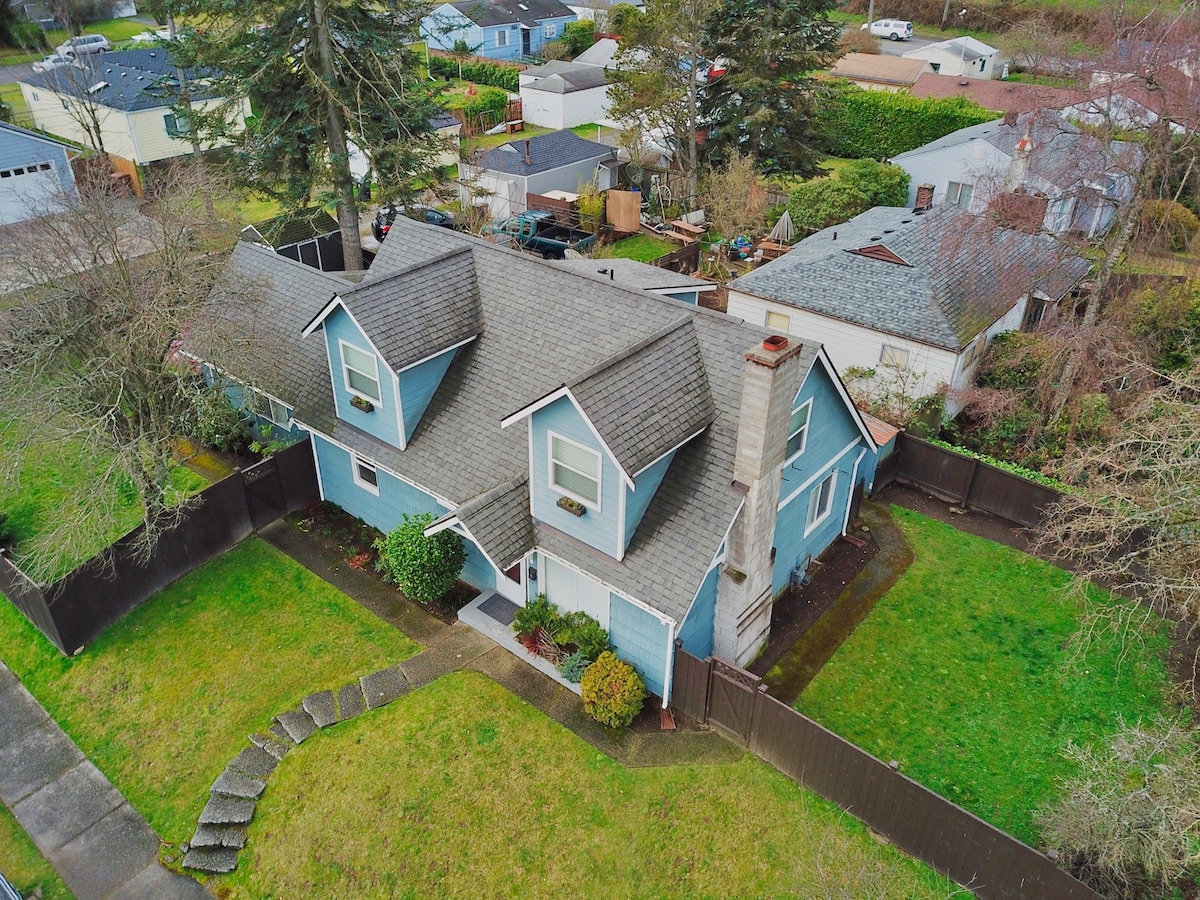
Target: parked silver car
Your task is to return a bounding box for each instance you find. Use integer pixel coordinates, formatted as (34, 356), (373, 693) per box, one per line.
(55, 33), (110, 56)
(32, 51), (76, 72)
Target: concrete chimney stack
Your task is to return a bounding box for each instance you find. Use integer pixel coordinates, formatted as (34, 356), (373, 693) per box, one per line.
(714, 335), (805, 666)
(1006, 127), (1034, 192)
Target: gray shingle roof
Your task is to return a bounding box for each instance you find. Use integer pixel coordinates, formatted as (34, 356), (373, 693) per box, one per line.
(453, 475), (534, 570)
(189, 242), (349, 417)
(566, 318), (715, 477)
(22, 49), (221, 111)
(336, 248), (482, 372)
(522, 62), (610, 93)
(730, 205), (1089, 350)
(476, 130), (612, 177)
(205, 215), (810, 622)
(450, 0), (573, 27)
(549, 258), (714, 292)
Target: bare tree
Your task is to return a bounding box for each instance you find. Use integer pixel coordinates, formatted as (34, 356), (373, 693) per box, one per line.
(699, 153), (767, 241)
(0, 162), (260, 580)
(1037, 717), (1200, 899)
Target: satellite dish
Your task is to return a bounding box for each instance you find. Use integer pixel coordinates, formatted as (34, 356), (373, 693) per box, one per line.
(626, 162), (644, 184)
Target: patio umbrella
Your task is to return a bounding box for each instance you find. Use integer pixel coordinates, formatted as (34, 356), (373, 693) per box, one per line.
(768, 209), (795, 244)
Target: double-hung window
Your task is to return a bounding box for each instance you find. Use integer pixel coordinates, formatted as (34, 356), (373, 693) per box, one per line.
(549, 433), (601, 508)
(786, 398), (812, 460)
(496, 29), (509, 47)
(806, 472), (835, 533)
(946, 181), (974, 209)
(340, 341), (382, 405)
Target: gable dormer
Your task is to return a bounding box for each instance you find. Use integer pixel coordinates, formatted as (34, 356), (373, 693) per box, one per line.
(301, 248), (482, 448)
(502, 318), (715, 559)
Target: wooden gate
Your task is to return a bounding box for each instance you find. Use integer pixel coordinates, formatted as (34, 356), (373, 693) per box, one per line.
(705, 658), (760, 743)
(243, 456), (286, 531)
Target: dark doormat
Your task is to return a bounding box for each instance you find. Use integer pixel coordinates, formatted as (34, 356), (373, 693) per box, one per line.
(478, 592), (518, 626)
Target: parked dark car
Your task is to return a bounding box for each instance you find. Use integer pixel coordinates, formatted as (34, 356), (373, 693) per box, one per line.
(0, 871), (22, 900)
(372, 204), (454, 242)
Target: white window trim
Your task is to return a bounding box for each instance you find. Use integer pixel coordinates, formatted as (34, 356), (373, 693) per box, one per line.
(947, 180), (974, 208)
(338, 338), (383, 407)
(784, 397), (813, 464)
(496, 29), (509, 46)
(880, 344), (910, 370)
(265, 396), (290, 427)
(765, 310), (790, 332)
(547, 430), (602, 511)
(804, 471), (836, 537)
(351, 454), (380, 495)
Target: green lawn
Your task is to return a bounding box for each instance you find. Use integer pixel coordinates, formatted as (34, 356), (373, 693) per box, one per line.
(0, 538), (420, 845)
(214, 671), (961, 897)
(797, 508), (1171, 846)
(0, 19), (152, 63)
(465, 122), (607, 154)
(0, 415), (209, 581)
(0, 83), (31, 127)
(0, 805), (73, 900)
(605, 233), (675, 262)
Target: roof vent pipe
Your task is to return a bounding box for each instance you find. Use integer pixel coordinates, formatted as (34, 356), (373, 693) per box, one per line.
(832, 231), (837, 241)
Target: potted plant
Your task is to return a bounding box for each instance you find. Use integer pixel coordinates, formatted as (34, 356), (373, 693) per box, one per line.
(556, 496), (586, 516)
(350, 395), (374, 413)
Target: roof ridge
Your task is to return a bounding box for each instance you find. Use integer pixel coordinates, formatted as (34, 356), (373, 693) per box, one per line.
(344, 245), (474, 294)
(569, 316), (695, 387)
(232, 240), (355, 286)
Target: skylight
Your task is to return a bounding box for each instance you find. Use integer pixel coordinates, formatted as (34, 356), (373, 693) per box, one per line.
(87, 81), (109, 93)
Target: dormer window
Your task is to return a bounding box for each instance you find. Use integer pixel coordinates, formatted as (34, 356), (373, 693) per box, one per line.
(340, 340), (382, 406)
(786, 399), (812, 460)
(549, 432), (600, 508)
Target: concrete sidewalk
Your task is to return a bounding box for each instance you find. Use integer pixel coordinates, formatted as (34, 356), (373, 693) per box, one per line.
(0, 662), (210, 900)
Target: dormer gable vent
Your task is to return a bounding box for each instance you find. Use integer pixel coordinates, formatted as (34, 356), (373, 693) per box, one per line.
(845, 244), (912, 266)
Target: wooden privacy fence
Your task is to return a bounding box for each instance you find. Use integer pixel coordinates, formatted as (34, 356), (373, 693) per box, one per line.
(882, 433), (1062, 528)
(672, 645), (1102, 900)
(650, 240), (701, 275)
(0, 439), (319, 655)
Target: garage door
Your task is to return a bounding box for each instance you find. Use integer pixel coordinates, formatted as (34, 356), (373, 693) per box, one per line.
(0, 161), (62, 226)
(543, 555), (610, 628)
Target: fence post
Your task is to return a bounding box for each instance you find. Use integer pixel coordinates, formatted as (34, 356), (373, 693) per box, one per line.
(749, 682), (769, 754)
(702, 656), (715, 725)
(961, 457), (979, 507)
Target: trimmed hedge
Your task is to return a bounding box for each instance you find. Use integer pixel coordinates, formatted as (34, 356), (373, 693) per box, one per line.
(581, 651), (647, 728)
(429, 55), (520, 92)
(819, 86), (1000, 159)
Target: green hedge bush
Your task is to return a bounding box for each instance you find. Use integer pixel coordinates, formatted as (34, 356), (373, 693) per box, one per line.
(581, 651), (646, 728)
(1138, 199), (1200, 252)
(819, 85), (999, 159)
(373, 512), (466, 604)
(460, 86), (509, 119)
(563, 20), (595, 54)
(429, 56), (520, 92)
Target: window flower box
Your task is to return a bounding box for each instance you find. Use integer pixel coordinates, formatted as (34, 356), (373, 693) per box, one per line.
(350, 395), (374, 413)
(556, 496), (586, 516)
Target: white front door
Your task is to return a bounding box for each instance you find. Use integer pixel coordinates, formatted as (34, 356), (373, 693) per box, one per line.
(498, 559), (526, 605)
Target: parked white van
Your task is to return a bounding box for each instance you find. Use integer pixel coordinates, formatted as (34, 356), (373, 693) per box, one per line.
(861, 19), (914, 40)
(56, 34), (110, 56)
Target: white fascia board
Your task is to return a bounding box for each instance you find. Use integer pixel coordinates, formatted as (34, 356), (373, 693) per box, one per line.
(816, 347), (877, 451)
(535, 546), (675, 628)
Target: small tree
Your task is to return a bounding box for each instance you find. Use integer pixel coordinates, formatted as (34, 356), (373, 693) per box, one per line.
(700, 152), (767, 240)
(581, 651), (646, 727)
(373, 512), (466, 605)
(1037, 718), (1200, 899)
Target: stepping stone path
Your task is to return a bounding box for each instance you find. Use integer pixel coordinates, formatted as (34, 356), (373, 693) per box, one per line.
(183, 665), (413, 875)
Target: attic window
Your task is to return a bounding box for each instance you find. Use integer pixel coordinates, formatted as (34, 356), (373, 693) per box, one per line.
(340, 340), (383, 406)
(845, 244), (912, 266)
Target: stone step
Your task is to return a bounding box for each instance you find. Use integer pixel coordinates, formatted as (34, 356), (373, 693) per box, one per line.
(189, 822), (248, 850)
(360, 664), (411, 710)
(275, 708), (317, 744)
(302, 690), (337, 728)
(198, 794), (255, 826)
(249, 733), (293, 761)
(182, 845), (239, 874)
(268, 720), (299, 745)
(228, 744), (278, 779)
(212, 769), (265, 800)
(337, 682), (366, 722)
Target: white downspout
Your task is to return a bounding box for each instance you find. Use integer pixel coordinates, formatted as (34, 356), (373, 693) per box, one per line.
(842, 448), (867, 535)
(662, 617), (676, 709)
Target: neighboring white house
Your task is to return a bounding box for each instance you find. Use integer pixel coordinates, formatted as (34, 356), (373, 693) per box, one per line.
(19, 48), (248, 181)
(902, 36), (1000, 79)
(573, 37), (621, 69)
(0, 121), (78, 226)
(460, 129), (617, 220)
(519, 61), (616, 129)
(890, 110), (1139, 238)
(726, 205), (1090, 417)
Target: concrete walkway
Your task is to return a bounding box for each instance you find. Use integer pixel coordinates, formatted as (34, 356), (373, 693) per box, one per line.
(0, 663), (210, 900)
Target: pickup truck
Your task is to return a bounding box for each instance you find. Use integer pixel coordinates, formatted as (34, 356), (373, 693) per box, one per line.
(489, 210), (596, 259)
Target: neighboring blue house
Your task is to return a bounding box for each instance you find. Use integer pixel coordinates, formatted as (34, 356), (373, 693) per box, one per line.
(0, 121), (78, 227)
(194, 219), (878, 705)
(422, 0), (577, 62)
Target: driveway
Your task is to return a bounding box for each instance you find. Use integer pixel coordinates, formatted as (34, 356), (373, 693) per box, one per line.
(877, 34), (938, 57)
(0, 60), (34, 84)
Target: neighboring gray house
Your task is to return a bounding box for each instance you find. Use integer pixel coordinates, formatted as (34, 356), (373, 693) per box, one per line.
(890, 111), (1138, 238)
(0, 121), (78, 226)
(460, 129), (617, 220)
(902, 36), (1000, 79)
(519, 61), (615, 130)
(727, 205), (1090, 417)
(549, 257), (715, 305)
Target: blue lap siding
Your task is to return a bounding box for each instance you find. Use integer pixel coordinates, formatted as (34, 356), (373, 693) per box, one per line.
(608, 594), (668, 698)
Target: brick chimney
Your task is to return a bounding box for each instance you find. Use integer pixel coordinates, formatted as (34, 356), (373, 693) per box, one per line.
(914, 183), (935, 212)
(1006, 127), (1034, 191)
(714, 335), (805, 666)
(1003, 108), (1018, 127)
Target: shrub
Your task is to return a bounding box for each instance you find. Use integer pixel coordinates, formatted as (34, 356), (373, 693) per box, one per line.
(558, 611), (609, 661)
(837, 158), (910, 207)
(818, 84), (999, 159)
(0, 511), (15, 548)
(1130, 279), (1200, 372)
(460, 86), (509, 119)
(788, 178), (870, 235)
(540, 40), (569, 60)
(429, 56), (520, 92)
(560, 649), (591, 683)
(837, 27), (880, 55)
(563, 20), (595, 54)
(581, 651), (646, 728)
(191, 389), (252, 454)
(1138, 199), (1200, 252)
(513, 593), (558, 636)
(373, 512), (466, 605)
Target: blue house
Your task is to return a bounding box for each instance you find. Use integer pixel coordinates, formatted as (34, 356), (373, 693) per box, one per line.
(0, 121), (78, 227)
(194, 219), (878, 705)
(422, 0), (576, 62)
